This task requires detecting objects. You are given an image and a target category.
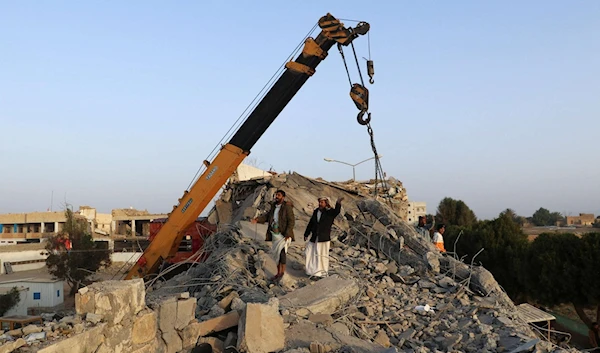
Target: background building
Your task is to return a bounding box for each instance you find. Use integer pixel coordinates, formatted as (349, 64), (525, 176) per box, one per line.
(0, 278), (64, 316)
(406, 201), (427, 225)
(0, 207), (167, 245)
(566, 213), (595, 226)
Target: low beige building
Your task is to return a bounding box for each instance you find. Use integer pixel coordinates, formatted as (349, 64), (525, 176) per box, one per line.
(566, 213), (595, 226)
(0, 206), (167, 243)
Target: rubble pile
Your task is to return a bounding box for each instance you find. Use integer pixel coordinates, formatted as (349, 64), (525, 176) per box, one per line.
(207, 172), (410, 229)
(0, 311), (105, 352)
(0, 172), (583, 352)
(145, 222), (579, 353)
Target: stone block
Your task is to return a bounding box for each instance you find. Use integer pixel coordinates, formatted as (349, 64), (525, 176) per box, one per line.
(175, 297), (197, 330)
(218, 291), (239, 311)
(196, 310), (240, 337)
(103, 323), (133, 353)
(37, 323), (106, 353)
(286, 322), (388, 353)
(86, 313), (103, 324)
(22, 324), (43, 335)
(279, 275), (360, 317)
(75, 279), (145, 326)
(237, 298), (284, 353)
(132, 310), (157, 345)
(157, 297), (178, 333)
(75, 289), (95, 315)
(162, 329), (183, 353)
(6, 329), (22, 337)
(131, 338), (162, 353)
(0, 338), (26, 353)
(181, 322), (201, 349)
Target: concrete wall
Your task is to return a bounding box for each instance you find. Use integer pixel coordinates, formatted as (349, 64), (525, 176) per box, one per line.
(111, 252), (142, 264)
(0, 250), (141, 274)
(95, 213), (112, 233)
(0, 250), (47, 274)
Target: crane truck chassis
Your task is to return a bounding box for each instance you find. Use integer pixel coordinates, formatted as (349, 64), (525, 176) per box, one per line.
(125, 13), (373, 280)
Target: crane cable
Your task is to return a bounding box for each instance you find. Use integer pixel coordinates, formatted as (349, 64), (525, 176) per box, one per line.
(337, 34), (390, 202)
(185, 22), (319, 191)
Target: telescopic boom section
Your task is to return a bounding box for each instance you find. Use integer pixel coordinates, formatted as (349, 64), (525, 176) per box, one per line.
(125, 13), (370, 280)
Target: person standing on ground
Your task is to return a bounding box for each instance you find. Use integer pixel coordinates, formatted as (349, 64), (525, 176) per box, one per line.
(415, 215), (434, 242)
(304, 196), (343, 278)
(432, 223), (446, 253)
(251, 190), (295, 281)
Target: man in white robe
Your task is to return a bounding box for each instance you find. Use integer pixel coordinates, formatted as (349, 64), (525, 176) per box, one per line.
(304, 196), (343, 277)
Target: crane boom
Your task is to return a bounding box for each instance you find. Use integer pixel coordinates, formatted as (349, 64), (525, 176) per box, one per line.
(125, 13), (371, 280)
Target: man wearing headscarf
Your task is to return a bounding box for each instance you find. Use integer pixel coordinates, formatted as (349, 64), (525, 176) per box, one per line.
(303, 196), (344, 277)
(252, 189), (295, 281)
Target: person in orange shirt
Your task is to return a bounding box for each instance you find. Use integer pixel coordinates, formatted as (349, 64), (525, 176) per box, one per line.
(432, 224), (446, 253)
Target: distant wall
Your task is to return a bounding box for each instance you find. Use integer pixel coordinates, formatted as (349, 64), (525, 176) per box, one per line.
(111, 252), (142, 264)
(0, 250), (47, 274)
(0, 251), (143, 274)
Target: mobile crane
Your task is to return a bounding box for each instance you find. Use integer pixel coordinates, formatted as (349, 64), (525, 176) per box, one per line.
(125, 13), (374, 280)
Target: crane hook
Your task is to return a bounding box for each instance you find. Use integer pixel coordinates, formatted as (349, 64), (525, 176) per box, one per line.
(363, 57), (375, 84)
(357, 110), (371, 125)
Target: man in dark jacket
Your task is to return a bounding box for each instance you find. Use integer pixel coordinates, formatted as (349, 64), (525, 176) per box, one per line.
(251, 190), (295, 280)
(303, 196), (343, 277)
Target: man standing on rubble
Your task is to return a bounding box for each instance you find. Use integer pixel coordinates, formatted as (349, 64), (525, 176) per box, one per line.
(304, 196), (343, 278)
(251, 190), (295, 281)
(415, 216), (434, 242)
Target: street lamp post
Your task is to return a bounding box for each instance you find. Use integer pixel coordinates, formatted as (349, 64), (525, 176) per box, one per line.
(323, 155), (383, 181)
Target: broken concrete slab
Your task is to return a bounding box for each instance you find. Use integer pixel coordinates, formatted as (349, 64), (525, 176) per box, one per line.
(279, 275), (359, 317)
(308, 313), (333, 326)
(37, 323), (106, 353)
(237, 298), (284, 353)
(285, 321), (390, 353)
(198, 310), (240, 337)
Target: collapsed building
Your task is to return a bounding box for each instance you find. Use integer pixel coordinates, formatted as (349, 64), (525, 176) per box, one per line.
(0, 172), (583, 353)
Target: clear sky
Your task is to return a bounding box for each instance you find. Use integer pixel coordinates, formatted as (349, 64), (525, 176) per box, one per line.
(1, 1), (599, 220)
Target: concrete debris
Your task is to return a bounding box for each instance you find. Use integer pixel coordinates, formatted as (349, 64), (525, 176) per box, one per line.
(208, 172), (410, 231)
(0, 339), (25, 353)
(1, 172), (584, 353)
(75, 279), (146, 325)
(237, 298), (285, 353)
(279, 276), (359, 317)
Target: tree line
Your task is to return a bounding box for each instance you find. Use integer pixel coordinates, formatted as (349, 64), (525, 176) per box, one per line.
(433, 197), (600, 331)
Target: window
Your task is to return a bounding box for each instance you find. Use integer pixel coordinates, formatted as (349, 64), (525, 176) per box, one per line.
(57, 290), (60, 297)
(33, 292), (41, 300)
